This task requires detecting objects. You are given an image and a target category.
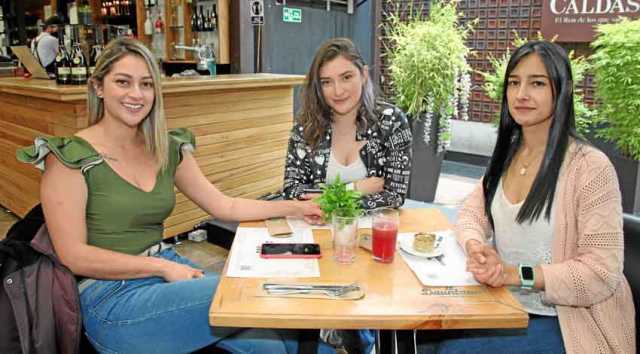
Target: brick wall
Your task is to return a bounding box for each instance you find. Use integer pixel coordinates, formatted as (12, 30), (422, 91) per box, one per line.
(379, 0), (594, 123)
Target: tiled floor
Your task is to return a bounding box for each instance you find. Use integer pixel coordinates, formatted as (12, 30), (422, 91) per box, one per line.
(433, 173), (479, 206)
(174, 240), (229, 272)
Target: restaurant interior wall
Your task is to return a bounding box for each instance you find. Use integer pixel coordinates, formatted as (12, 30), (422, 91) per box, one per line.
(253, 0), (375, 111)
(261, 0), (374, 74)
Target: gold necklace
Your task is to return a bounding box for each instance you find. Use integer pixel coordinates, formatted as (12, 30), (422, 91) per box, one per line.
(518, 152), (543, 176)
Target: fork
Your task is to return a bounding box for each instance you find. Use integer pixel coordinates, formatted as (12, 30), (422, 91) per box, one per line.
(433, 254), (446, 266)
(263, 282), (360, 297)
(263, 282), (360, 291)
(265, 287), (356, 297)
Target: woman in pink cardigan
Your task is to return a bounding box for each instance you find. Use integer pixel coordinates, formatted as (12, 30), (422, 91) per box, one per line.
(419, 41), (635, 353)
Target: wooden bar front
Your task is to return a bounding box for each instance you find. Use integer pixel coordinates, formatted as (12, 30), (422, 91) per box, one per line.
(0, 74), (304, 237)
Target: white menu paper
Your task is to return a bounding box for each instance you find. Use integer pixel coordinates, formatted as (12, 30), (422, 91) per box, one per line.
(398, 231), (479, 286)
(225, 227), (320, 278)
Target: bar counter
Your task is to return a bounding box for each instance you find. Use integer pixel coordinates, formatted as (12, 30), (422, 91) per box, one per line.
(0, 73), (304, 237)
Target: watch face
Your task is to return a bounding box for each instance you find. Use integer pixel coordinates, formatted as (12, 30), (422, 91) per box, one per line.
(521, 266), (534, 280)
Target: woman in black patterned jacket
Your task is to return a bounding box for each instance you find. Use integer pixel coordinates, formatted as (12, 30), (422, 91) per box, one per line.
(283, 37), (413, 210)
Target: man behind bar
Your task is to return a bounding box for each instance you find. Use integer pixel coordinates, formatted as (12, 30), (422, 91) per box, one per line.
(31, 16), (63, 74)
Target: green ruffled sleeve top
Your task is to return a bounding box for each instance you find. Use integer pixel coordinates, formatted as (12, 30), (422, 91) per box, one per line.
(16, 128), (196, 255)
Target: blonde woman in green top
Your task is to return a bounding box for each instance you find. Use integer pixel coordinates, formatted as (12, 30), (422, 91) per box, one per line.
(18, 38), (336, 354)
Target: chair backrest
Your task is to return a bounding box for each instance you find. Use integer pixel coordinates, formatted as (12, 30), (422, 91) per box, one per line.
(623, 213), (640, 352)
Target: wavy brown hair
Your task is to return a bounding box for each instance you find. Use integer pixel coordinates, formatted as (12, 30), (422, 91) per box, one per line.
(298, 37), (376, 148)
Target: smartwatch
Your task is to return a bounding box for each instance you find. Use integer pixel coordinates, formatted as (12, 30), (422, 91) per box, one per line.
(518, 264), (535, 290)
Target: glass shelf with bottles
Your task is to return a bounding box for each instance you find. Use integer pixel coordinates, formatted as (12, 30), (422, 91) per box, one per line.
(101, 0), (133, 17)
(191, 2), (218, 33)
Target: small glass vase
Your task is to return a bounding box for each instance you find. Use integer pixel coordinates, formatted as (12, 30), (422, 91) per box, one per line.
(331, 213), (359, 264)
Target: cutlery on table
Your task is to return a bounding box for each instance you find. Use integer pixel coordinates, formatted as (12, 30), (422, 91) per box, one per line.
(263, 282), (361, 297)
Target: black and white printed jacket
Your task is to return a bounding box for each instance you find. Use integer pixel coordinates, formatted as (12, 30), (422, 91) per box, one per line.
(283, 102), (413, 209)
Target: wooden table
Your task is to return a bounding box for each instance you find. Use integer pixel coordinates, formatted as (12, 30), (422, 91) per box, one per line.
(209, 208), (528, 351)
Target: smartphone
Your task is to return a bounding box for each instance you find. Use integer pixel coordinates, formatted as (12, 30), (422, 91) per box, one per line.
(260, 243), (322, 259)
(302, 188), (323, 194)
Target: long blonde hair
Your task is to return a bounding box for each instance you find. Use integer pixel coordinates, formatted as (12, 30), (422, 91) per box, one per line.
(87, 37), (168, 169)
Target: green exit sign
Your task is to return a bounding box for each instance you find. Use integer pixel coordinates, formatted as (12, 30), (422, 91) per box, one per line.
(283, 7), (302, 23)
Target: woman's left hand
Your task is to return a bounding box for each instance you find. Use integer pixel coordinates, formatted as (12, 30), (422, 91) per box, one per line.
(467, 244), (506, 287)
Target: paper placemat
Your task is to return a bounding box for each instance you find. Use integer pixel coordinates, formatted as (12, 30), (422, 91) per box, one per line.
(226, 227), (320, 278)
(398, 230), (479, 287)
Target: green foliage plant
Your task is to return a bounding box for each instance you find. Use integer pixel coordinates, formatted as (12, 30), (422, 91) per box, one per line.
(591, 18), (640, 160)
(479, 32), (595, 136)
(385, 0), (474, 152)
(316, 175), (362, 225)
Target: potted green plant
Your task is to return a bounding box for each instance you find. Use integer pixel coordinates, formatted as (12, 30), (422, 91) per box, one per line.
(385, 0), (474, 202)
(590, 18), (640, 214)
(316, 176), (363, 263)
(480, 32), (595, 136)
(316, 176), (363, 223)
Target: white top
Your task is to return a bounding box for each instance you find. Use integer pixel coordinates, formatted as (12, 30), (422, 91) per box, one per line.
(31, 32), (58, 67)
(325, 151), (367, 184)
(491, 179), (557, 316)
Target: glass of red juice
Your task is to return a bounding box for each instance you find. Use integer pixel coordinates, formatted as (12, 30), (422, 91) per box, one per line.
(372, 208), (399, 263)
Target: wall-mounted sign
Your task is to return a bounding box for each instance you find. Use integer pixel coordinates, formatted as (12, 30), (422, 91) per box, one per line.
(250, 0), (264, 26)
(542, 1), (640, 42)
(283, 7), (302, 23)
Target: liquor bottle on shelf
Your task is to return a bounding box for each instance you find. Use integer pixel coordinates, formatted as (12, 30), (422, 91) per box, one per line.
(190, 6), (198, 32)
(121, 0), (130, 16)
(203, 9), (210, 31)
(197, 5), (205, 32)
(55, 34), (71, 85)
(110, 1), (117, 16)
(144, 10), (153, 35)
(154, 13), (164, 34)
(212, 5), (218, 31)
(70, 39), (88, 85)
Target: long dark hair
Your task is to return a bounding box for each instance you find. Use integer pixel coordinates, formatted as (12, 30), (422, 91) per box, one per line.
(482, 40), (580, 227)
(298, 37), (376, 148)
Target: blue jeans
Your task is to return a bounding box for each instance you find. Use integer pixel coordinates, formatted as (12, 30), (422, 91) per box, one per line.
(417, 315), (565, 354)
(80, 248), (336, 354)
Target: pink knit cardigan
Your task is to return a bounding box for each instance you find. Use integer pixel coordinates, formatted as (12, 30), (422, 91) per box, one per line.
(456, 142), (635, 354)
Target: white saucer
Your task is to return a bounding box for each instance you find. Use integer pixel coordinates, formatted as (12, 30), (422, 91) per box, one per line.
(399, 234), (444, 258)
